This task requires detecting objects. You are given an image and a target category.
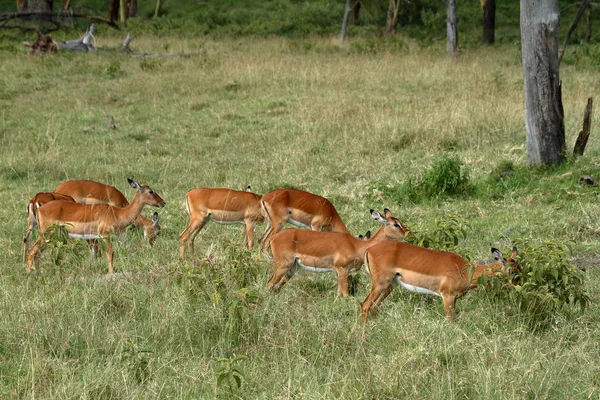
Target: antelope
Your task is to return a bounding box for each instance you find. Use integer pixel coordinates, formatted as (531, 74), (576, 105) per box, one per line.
(361, 242), (519, 321)
(260, 188), (349, 254)
(54, 179), (161, 244)
(267, 208), (407, 296)
(27, 178), (165, 274)
(23, 192), (76, 261)
(179, 186), (263, 259)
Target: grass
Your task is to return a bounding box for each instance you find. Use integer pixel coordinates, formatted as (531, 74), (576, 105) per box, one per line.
(0, 35), (599, 398)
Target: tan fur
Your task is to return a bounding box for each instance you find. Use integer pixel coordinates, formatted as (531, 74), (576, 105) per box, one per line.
(267, 209), (407, 296)
(259, 188), (349, 254)
(179, 188), (264, 259)
(55, 179), (159, 244)
(27, 179), (165, 274)
(361, 242), (518, 321)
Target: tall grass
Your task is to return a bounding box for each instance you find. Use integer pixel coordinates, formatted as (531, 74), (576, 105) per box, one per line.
(0, 36), (599, 398)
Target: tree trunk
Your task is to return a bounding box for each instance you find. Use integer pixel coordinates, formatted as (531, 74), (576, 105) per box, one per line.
(348, 1), (360, 25)
(446, 0), (458, 56)
(481, 0), (495, 44)
(340, 0), (352, 43)
(153, 0), (162, 18)
(17, 0), (28, 11)
(109, 0), (119, 22)
(573, 98), (593, 156)
(127, 0), (137, 18)
(385, 0), (400, 38)
(585, 4), (592, 42)
(119, 0), (127, 26)
(520, 0), (565, 166)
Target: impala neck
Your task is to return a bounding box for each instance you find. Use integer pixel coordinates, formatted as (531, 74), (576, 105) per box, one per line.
(355, 224), (389, 251)
(332, 218), (349, 233)
(113, 190), (146, 229)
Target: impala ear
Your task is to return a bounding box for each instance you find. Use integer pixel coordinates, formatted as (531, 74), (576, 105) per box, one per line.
(128, 178), (141, 190)
(491, 248), (503, 261)
(383, 208), (393, 218)
(371, 209), (386, 223)
(152, 212), (160, 225)
(365, 230), (371, 239)
(246, 185), (252, 192)
(511, 246), (518, 258)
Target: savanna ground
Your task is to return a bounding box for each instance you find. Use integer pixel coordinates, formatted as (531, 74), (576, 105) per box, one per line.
(1, 30), (600, 398)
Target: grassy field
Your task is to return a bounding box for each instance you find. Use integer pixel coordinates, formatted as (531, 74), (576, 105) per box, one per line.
(1, 34), (600, 398)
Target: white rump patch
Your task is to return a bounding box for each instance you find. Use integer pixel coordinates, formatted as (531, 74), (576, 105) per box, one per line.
(69, 233), (102, 240)
(394, 275), (441, 297)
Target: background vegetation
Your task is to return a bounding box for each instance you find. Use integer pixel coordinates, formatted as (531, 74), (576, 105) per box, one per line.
(0, 0), (599, 398)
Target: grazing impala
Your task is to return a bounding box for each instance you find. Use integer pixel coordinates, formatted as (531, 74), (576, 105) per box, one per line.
(267, 208), (407, 296)
(179, 186), (263, 259)
(23, 192), (76, 261)
(260, 188), (349, 254)
(54, 179), (161, 244)
(361, 243), (519, 321)
(27, 178), (165, 274)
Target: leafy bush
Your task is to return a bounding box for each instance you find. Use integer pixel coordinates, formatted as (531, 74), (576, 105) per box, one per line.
(479, 239), (590, 330)
(405, 215), (470, 252)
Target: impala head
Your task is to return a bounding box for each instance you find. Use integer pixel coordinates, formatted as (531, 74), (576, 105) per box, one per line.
(491, 246), (520, 272)
(128, 178), (166, 208)
(370, 208), (408, 241)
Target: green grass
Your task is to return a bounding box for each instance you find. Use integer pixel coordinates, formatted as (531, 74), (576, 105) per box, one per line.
(1, 35), (599, 398)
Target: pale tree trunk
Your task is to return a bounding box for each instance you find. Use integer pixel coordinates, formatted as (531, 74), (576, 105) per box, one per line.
(520, 0), (565, 166)
(385, 0), (401, 38)
(340, 0), (352, 43)
(446, 0), (458, 56)
(481, 0), (495, 44)
(154, 0), (162, 18)
(119, 0), (127, 25)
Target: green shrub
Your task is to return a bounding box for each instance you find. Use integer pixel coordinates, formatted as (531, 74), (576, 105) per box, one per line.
(405, 214), (470, 252)
(479, 239), (590, 330)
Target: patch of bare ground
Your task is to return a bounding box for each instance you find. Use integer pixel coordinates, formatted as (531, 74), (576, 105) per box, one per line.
(570, 254), (600, 269)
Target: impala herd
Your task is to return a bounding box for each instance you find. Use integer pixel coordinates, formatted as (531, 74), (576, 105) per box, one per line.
(23, 178), (519, 321)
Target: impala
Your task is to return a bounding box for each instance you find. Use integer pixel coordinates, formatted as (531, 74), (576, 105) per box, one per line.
(54, 179), (161, 244)
(259, 188), (349, 254)
(361, 242), (519, 321)
(267, 208), (407, 296)
(179, 186), (263, 259)
(23, 192), (75, 261)
(27, 178), (165, 274)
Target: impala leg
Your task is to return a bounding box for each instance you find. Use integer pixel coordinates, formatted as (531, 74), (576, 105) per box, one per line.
(179, 215), (207, 260)
(23, 229), (33, 263)
(267, 257), (297, 291)
(361, 286), (387, 322)
(105, 240), (114, 274)
(260, 219), (285, 255)
(89, 239), (100, 258)
(27, 235), (45, 272)
(442, 293), (457, 320)
(244, 220), (255, 250)
(336, 267), (350, 297)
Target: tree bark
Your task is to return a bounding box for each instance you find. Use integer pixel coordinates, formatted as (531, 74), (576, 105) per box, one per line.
(127, 0), (137, 18)
(340, 0), (352, 43)
(520, 0), (565, 166)
(348, 1), (360, 25)
(446, 0), (458, 56)
(385, 0), (400, 38)
(481, 0), (495, 44)
(585, 3), (592, 42)
(109, 0), (119, 23)
(573, 98), (593, 156)
(119, 0), (127, 25)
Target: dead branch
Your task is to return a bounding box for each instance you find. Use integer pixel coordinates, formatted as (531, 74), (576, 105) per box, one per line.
(574, 97), (594, 156)
(0, 10), (119, 29)
(559, 0), (591, 64)
(22, 28), (57, 55)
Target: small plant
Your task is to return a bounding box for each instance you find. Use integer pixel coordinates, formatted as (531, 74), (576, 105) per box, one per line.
(479, 239), (590, 330)
(215, 355), (246, 390)
(422, 154), (471, 198)
(121, 340), (153, 384)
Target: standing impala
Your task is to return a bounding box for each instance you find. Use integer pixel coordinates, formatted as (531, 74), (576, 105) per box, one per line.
(260, 188), (349, 254)
(267, 208), (407, 296)
(361, 242), (519, 321)
(27, 178), (165, 274)
(54, 179), (161, 244)
(179, 186), (263, 259)
(23, 192), (76, 261)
